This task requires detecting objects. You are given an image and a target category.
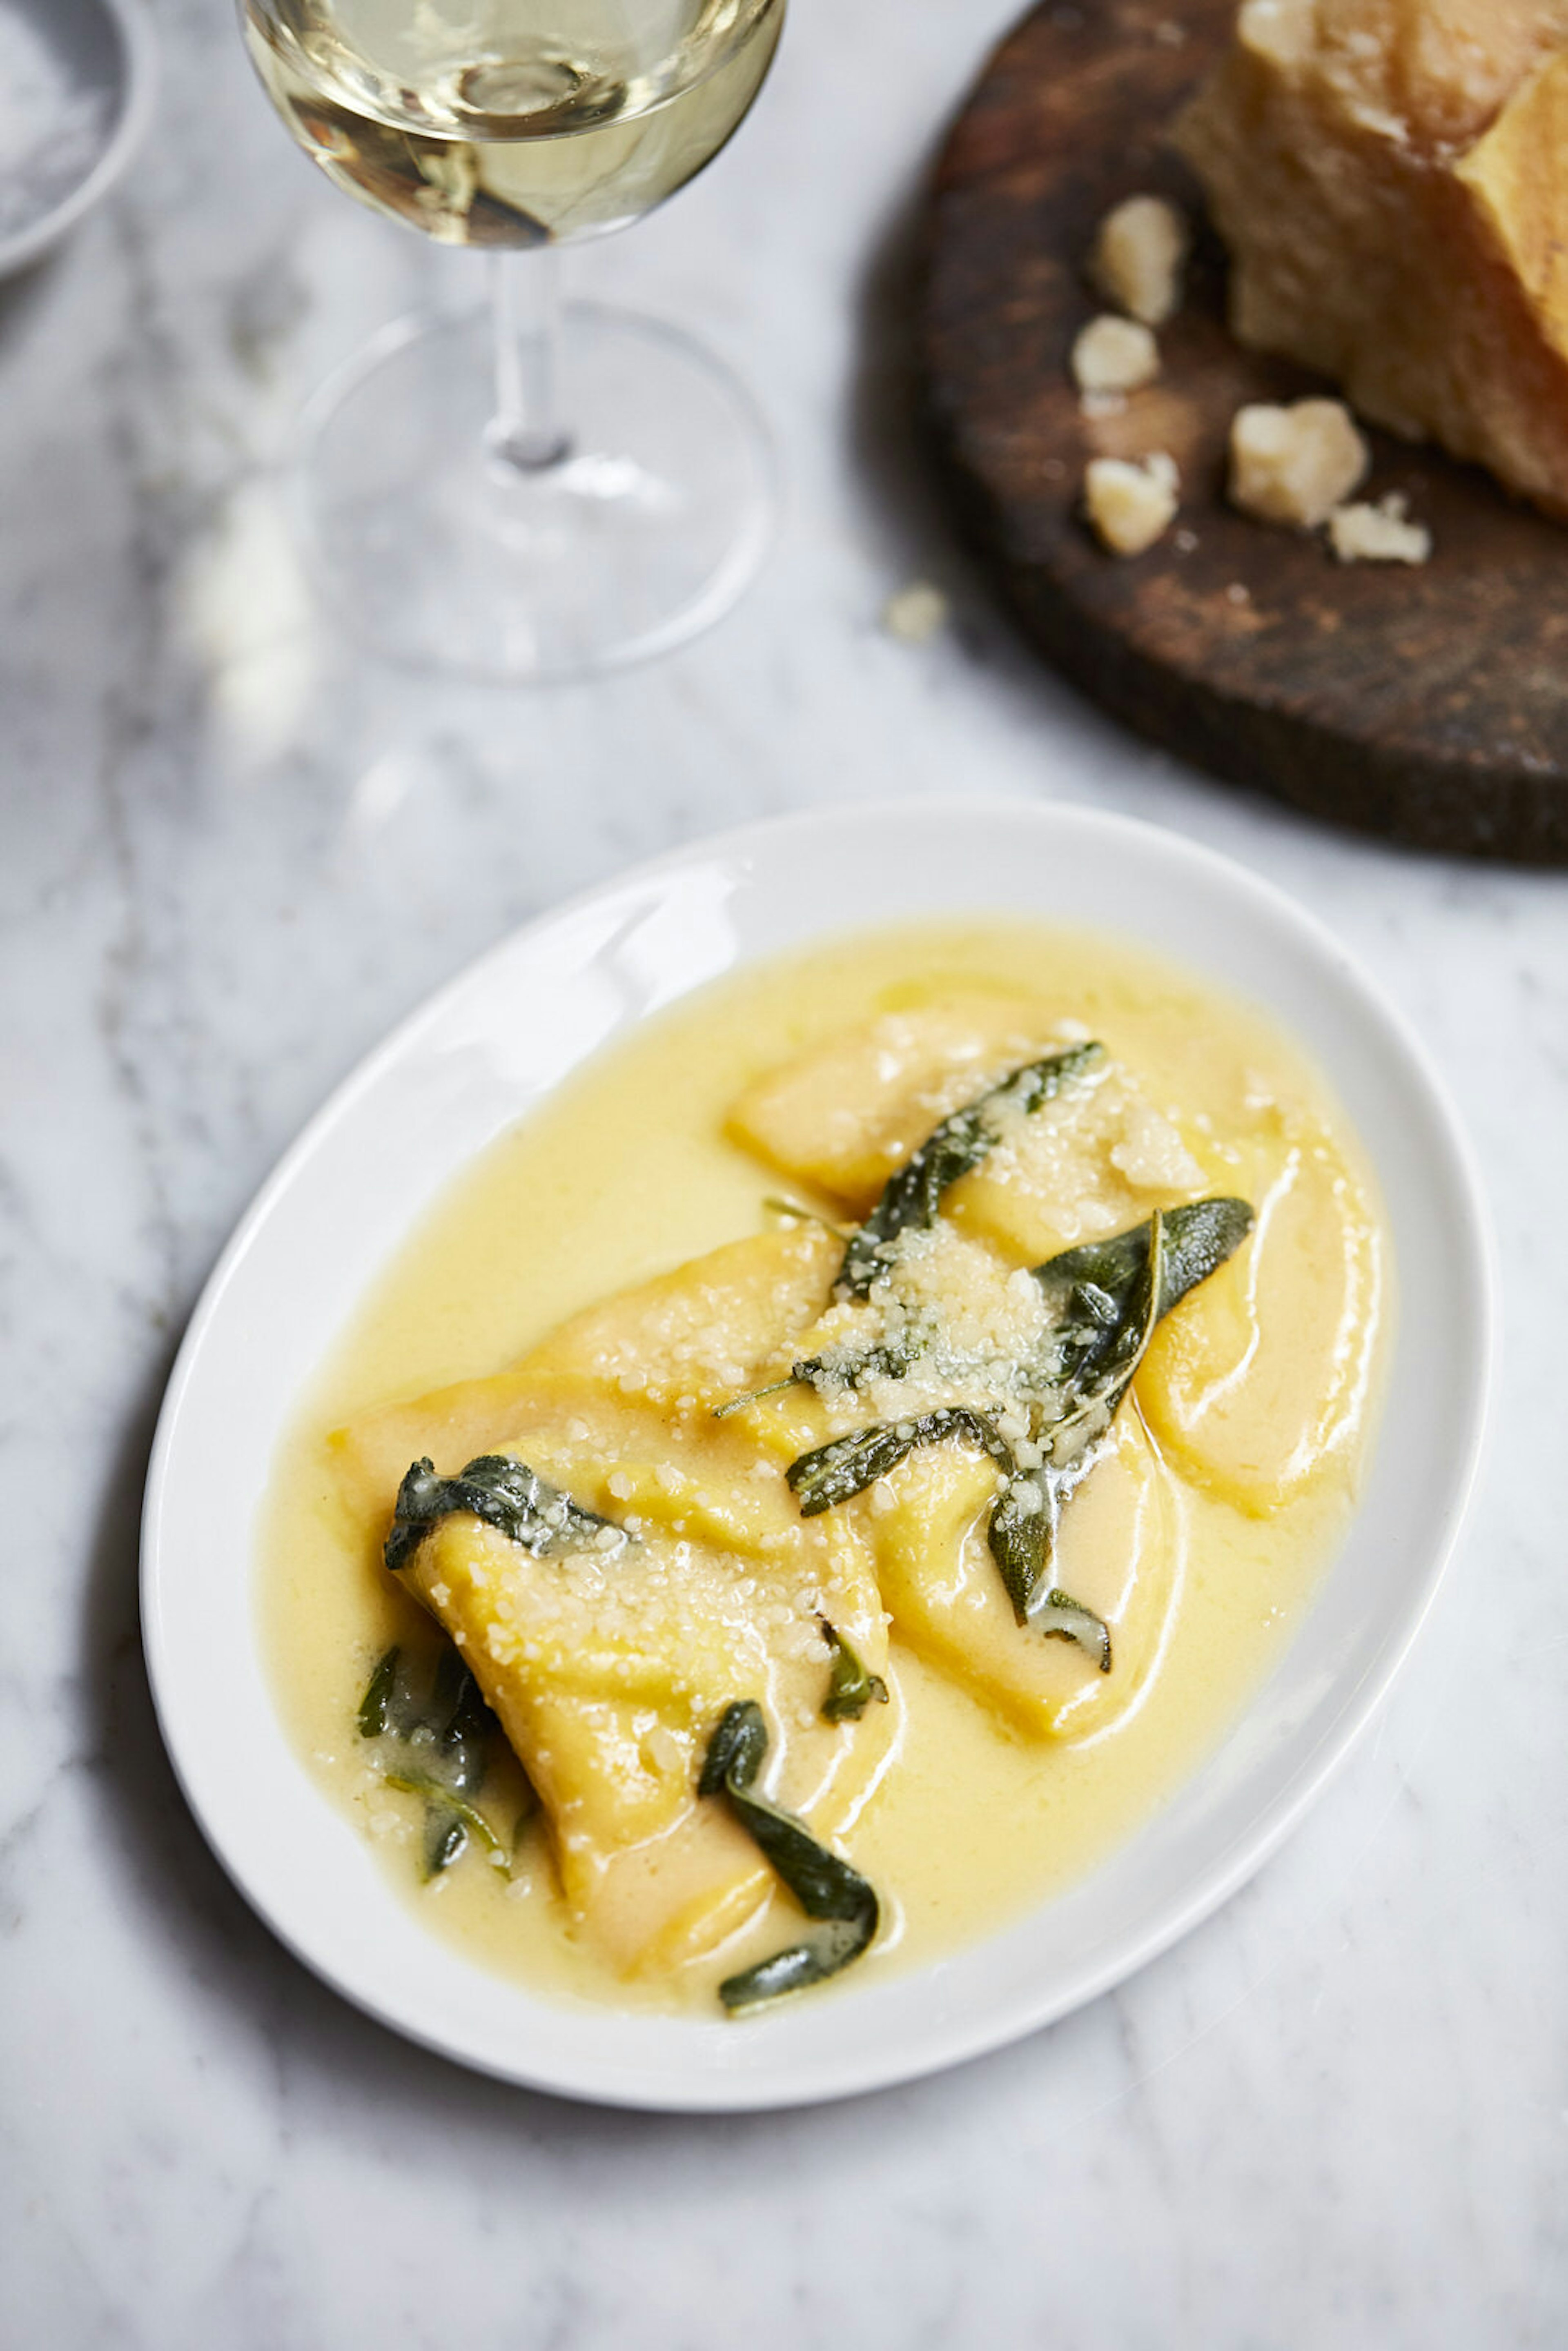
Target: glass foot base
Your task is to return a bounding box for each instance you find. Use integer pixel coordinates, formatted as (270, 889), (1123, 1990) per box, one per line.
(292, 302), (778, 682)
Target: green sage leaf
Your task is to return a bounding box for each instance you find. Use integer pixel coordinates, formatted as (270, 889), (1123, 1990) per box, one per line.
(786, 1407), (1013, 1516)
(819, 1620), (890, 1721)
(383, 1771), (509, 1873)
(423, 1804), (468, 1880)
(787, 1197), (1252, 1631)
(1030, 1589), (1113, 1671)
(713, 1337), (919, 1423)
(698, 1699), (880, 2011)
(982, 1210), (1167, 1621)
(357, 1645), (401, 1738)
(384, 1452), (625, 1575)
(835, 1042), (1105, 1299)
(1034, 1196), (1253, 1336)
(986, 1474), (1056, 1621)
(358, 1644), (518, 1879)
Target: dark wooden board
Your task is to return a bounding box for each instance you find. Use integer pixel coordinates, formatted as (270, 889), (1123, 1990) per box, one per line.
(918, 0), (1568, 863)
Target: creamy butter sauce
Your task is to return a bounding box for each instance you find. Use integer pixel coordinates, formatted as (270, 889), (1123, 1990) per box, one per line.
(259, 919), (1390, 2016)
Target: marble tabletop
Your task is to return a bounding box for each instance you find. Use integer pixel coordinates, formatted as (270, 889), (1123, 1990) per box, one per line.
(3, 1), (1565, 2344)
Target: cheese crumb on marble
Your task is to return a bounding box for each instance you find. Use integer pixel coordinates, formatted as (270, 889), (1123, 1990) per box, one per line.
(1084, 452), (1180, 555)
(1229, 399), (1369, 530)
(1327, 492), (1432, 565)
(1090, 194), (1190, 327)
(1071, 313), (1160, 396)
(882, 580), (949, 644)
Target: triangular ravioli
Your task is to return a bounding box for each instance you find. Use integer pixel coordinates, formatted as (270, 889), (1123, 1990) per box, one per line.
(331, 1230), (896, 1976)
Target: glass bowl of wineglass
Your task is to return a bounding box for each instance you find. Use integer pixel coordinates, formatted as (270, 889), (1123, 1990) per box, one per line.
(241, 0), (786, 681)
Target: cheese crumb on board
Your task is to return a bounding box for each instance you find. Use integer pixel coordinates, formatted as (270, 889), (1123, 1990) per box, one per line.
(1229, 399), (1369, 529)
(1327, 494), (1433, 565)
(1084, 452), (1180, 555)
(1090, 194), (1190, 326)
(1071, 314), (1160, 396)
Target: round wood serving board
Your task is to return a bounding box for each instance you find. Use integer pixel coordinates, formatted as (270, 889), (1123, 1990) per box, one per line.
(918, 0), (1568, 863)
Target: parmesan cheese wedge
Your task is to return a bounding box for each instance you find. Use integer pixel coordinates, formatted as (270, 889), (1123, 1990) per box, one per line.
(1176, 0), (1568, 519)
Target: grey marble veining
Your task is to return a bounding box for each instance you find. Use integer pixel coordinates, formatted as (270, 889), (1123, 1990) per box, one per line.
(2, 2), (1566, 2344)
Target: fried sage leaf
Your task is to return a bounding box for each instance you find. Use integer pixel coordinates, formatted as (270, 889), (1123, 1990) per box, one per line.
(1031, 1589), (1113, 1672)
(835, 1042), (1105, 1299)
(422, 1804), (468, 1879)
(357, 1645), (401, 1738)
(987, 1465), (1092, 1626)
(819, 1619), (890, 1721)
(384, 1451), (624, 1574)
(789, 1195), (1254, 1635)
(1039, 1203), (1167, 1459)
(984, 1208), (1167, 1624)
(382, 1771), (508, 1869)
(787, 1407), (1014, 1516)
(425, 1641), (494, 1798)
(989, 1200), (1254, 1621)
(1034, 1196), (1254, 1338)
(699, 1700), (880, 2010)
(356, 1643), (515, 1879)
(712, 1337), (917, 1423)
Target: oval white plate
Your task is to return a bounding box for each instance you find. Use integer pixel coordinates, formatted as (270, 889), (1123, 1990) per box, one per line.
(142, 800), (1493, 2111)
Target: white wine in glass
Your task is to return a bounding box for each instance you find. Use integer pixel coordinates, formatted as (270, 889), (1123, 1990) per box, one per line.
(241, 0), (787, 678)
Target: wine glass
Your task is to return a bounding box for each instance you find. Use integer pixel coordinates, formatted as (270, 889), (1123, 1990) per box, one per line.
(241, 0), (786, 679)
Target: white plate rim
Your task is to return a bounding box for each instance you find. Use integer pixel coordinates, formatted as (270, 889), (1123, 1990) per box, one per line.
(140, 797), (1496, 2111)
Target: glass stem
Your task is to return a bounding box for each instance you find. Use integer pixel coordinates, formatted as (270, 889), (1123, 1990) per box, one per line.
(486, 247), (570, 472)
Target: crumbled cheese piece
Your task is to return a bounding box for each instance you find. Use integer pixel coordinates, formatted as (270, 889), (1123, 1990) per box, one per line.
(1084, 452), (1180, 556)
(1229, 399), (1369, 530)
(1071, 313), (1160, 396)
(1090, 194), (1190, 327)
(882, 580), (949, 643)
(1327, 492), (1432, 565)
